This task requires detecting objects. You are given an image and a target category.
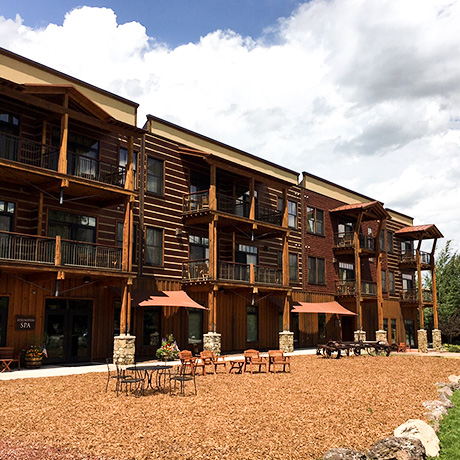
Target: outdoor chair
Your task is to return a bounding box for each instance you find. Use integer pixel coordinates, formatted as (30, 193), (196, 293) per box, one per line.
(0, 347), (20, 372)
(105, 358), (126, 392)
(169, 363), (197, 396)
(179, 350), (204, 376)
(243, 349), (268, 374)
(199, 350), (227, 374)
(268, 350), (291, 373)
(397, 342), (410, 352)
(115, 361), (145, 397)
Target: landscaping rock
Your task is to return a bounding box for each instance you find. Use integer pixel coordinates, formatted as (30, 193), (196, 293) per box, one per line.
(368, 436), (425, 459)
(448, 374), (459, 383)
(423, 401), (450, 413)
(394, 420), (439, 457)
(321, 448), (368, 459)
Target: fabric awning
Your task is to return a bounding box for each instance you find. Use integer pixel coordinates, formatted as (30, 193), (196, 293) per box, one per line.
(138, 291), (206, 309)
(291, 301), (356, 316)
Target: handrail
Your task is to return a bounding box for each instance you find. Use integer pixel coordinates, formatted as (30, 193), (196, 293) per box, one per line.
(334, 232), (375, 250)
(335, 279), (377, 296)
(183, 191), (210, 213)
(399, 250), (432, 265)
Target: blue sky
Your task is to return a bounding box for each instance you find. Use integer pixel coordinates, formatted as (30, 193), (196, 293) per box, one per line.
(1, 0), (460, 250)
(0, 0), (301, 47)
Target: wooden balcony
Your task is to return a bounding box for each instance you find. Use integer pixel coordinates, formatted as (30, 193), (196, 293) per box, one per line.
(182, 191), (283, 228)
(182, 259), (283, 287)
(399, 250), (432, 269)
(333, 232), (376, 254)
(400, 288), (433, 304)
(0, 231), (124, 274)
(0, 132), (126, 188)
(335, 280), (377, 297)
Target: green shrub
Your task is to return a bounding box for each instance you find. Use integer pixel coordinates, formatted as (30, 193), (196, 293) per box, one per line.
(444, 344), (460, 353)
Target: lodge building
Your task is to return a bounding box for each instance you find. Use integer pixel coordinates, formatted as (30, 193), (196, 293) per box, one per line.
(0, 47), (442, 364)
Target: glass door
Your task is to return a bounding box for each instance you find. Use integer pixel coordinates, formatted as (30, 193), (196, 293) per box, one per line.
(0, 297), (8, 347)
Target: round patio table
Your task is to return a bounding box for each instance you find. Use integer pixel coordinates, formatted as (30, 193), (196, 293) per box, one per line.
(127, 364), (173, 392)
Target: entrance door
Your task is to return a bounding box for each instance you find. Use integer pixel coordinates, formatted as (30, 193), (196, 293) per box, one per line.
(341, 316), (355, 341)
(44, 299), (92, 363)
(0, 297), (8, 347)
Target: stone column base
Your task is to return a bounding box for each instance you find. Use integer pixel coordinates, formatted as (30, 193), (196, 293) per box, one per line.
(113, 334), (136, 365)
(417, 329), (428, 353)
(432, 329), (442, 351)
(279, 331), (294, 353)
(354, 330), (366, 342)
(375, 330), (388, 343)
(203, 332), (221, 356)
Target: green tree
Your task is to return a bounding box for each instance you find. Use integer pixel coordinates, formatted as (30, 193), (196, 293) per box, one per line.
(427, 241), (460, 343)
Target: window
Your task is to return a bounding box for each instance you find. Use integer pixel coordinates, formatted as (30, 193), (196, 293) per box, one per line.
(402, 273), (414, 291)
(318, 313), (326, 340)
(307, 207), (324, 235)
(0, 201), (15, 232)
(277, 250), (283, 269)
(389, 271), (395, 293)
(189, 235), (209, 260)
(145, 227), (163, 266)
(381, 270), (387, 293)
(387, 231), (394, 254)
(247, 305), (258, 342)
(288, 201), (297, 228)
(119, 147), (138, 188)
(339, 262), (354, 281)
(289, 252), (298, 282)
(379, 231), (386, 252)
(401, 240), (412, 255)
(383, 318), (388, 336)
(117, 222), (137, 263)
(48, 210), (96, 242)
(277, 197), (284, 213)
(391, 318), (397, 343)
(143, 308), (161, 346)
(235, 244), (258, 265)
(308, 256), (325, 284)
(147, 157), (164, 195)
(189, 309), (203, 344)
(0, 113), (19, 160)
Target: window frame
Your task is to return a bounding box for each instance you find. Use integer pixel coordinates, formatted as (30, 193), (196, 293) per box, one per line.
(146, 156), (164, 196)
(387, 231), (394, 254)
(288, 200), (297, 228)
(119, 147), (138, 188)
(145, 226), (163, 266)
(388, 270), (395, 293)
(288, 252), (299, 282)
(307, 206), (325, 236)
(308, 256), (326, 285)
(381, 269), (387, 293)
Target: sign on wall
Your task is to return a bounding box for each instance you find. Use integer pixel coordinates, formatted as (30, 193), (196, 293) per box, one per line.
(15, 315), (36, 331)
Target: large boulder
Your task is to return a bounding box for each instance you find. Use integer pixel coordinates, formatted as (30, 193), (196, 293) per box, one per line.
(321, 448), (368, 459)
(394, 420), (439, 457)
(368, 436), (426, 459)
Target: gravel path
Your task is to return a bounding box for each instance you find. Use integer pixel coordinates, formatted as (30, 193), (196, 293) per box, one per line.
(0, 354), (458, 459)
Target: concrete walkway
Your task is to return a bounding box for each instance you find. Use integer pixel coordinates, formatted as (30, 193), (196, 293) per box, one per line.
(0, 347), (457, 381)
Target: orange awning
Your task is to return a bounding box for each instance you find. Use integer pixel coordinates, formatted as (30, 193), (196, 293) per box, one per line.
(138, 291), (206, 309)
(291, 301), (356, 316)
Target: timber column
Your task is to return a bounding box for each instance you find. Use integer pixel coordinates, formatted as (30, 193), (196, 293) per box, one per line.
(375, 221), (387, 342)
(114, 136), (136, 364)
(353, 214), (366, 342)
(203, 163), (221, 354)
(415, 245), (428, 353)
(431, 240), (442, 351)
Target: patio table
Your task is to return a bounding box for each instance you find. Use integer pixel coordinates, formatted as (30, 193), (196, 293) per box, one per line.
(127, 364), (173, 392)
(228, 358), (245, 374)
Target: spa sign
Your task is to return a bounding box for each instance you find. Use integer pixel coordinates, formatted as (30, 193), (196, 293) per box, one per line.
(15, 315), (36, 331)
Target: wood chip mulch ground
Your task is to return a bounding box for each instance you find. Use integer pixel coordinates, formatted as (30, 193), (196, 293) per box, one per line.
(0, 354), (459, 460)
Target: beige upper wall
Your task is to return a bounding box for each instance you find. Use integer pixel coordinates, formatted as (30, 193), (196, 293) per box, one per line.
(387, 209), (413, 227)
(147, 116), (299, 185)
(0, 48), (138, 125)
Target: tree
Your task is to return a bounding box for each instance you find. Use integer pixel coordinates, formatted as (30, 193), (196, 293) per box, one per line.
(427, 241), (460, 343)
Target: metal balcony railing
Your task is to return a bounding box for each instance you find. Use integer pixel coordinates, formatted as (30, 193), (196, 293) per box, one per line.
(61, 240), (122, 270)
(182, 259), (210, 281)
(334, 232), (375, 251)
(183, 191), (210, 213)
(399, 250), (432, 265)
(218, 261), (250, 282)
(254, 265), (282, 285)
(335, 279), (377, 296)
(400, 288), (433, 303)
(0, 231), (56, 264)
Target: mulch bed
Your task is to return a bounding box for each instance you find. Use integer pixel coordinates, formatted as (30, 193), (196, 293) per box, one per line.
(0, 354), (459, 460)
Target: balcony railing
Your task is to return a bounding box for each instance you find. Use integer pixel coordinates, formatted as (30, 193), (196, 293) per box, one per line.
(335, 279), (377, 296)
(0, 231), (123, 271)
(182, 190), (282, 226)
(182, 259), (283, 285)
(0, 132), (59, 170)
(400, 289), (433, 303)
(334, 232), (375, 251)
(399, 250), (432, 265)
(0, 133), (125, 187)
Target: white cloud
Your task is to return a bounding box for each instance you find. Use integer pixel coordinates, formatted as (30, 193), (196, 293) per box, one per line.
(1, 0), (460, 251)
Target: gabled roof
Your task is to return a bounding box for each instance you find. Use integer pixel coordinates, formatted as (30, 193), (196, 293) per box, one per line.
(330, 200), (390, 221)
(395, 224), (443, 240)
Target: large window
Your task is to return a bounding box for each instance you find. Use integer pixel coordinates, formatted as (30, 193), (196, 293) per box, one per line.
(379, 230), (386, 252)
(339, 262), (354, 281)
(119, 147), (138, 188)
(145, 227), (163, 266)
(381, 269), (387, 293)
(0, 201), (15, 232)
(0, 113), (19, 161)
(189, 309), (203, 345)
(307, 207), (324, 235)
(147, 157), (164, 195)
(189, 235), (209, 260)
(308, 256), (325, 284)
(388, 271), (395, 293)
(288, 201), (297, 228)
(247, 305), (258, 342)
(236, 244), (258, 265)
(289, 252), (298, 282)
(48, 210), (96, 242)
(387, 231), (394, 254)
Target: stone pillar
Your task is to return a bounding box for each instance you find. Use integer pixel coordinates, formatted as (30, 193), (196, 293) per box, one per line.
(417, 329), (428, 353)
(203, 332), (221, 356)
(354, 330), (366, 342)
(432, 329), (442, 352)
(279, 331), (294, 353)
(113, 334), (136, 365)
(375, 330), (387, 343)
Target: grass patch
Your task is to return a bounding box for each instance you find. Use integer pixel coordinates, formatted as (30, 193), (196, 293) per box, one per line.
(430, 390), (460, 459)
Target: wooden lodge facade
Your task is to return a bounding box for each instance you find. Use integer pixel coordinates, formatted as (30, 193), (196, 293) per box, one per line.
(0, 48), (443, 364)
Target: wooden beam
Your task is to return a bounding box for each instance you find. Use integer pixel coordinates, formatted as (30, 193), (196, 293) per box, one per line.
(283, 294), (290, 331)
(249, 177), (255, 220)
(375, 219), (385, 331)
(416, 247), (424, 329)
(431, 238), (439, 329)
(209, 164), (217, 211)
(124, 135), (135, 192)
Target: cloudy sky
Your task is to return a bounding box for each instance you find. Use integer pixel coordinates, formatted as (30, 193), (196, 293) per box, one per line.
(1, 0), (459, 251)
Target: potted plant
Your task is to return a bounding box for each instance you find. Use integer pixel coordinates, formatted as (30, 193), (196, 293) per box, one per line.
(23, 344), (45, 368)
(156, 334), (180, 362)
